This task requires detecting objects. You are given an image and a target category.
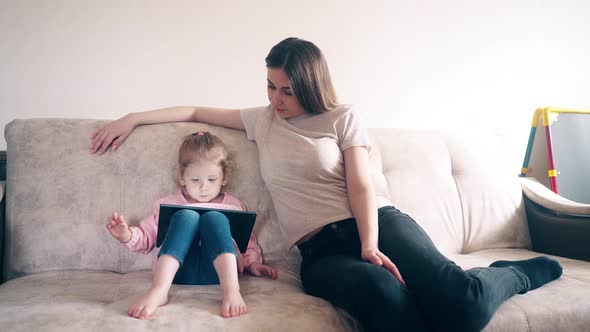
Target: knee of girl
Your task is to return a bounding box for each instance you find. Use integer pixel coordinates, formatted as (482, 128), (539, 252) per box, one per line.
(202, 210), (226, 220)
(171, 209), (200, 222)
(200, 211), (230, 230)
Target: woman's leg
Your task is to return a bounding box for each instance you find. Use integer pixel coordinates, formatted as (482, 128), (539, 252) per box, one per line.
(199, 211), (247, 318)
(298, 219), (428, 332)
(128, 209), (201, 319)
(377, 206), (562, 332)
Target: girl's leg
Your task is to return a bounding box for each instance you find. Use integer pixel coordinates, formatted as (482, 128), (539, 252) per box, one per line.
(199, 211), (246, 318)
(214, 253), (246, 318)
(128, 209), (201, 319)
(298, 219), (428, 332)
(377, 206), (562, 332)
(128, 255), (178, 319)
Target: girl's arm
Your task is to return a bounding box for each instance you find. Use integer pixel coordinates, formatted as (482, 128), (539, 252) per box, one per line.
(242, 233), (263, 268)
(91, 106), (244, 154)
(124, 203), (160, 254)
(231, 196), (276, 279)
(343, 146), (405, 284)
(232, 197), (264, 268)
(243, 233), (277, 279)
(126, 220), (157, 255)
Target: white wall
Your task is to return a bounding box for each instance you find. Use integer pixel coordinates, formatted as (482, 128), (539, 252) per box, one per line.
(2, 0), (589, 162)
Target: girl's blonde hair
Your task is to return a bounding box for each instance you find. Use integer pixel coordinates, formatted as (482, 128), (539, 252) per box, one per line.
(178, 132), (234, 188)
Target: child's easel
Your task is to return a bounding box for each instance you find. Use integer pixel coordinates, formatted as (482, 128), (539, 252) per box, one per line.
(520, 106), (590, 203)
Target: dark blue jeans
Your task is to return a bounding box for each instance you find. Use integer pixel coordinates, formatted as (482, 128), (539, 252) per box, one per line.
(158, 209), (236, 285)
(298, 206), (526, 332)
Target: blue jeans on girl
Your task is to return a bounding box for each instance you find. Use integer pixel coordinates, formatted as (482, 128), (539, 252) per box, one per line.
(158, 209), (236, 285)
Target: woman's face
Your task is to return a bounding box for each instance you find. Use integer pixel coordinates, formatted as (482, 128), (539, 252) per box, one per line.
(267, 67), (306, 119)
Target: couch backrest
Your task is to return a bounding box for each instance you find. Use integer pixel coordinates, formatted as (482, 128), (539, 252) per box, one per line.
(3, 119), (530, 280)
(368, 129), (530, 254)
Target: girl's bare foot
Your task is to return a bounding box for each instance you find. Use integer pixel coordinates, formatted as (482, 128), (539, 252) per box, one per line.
(220, 288), (247, 318)
(128, 287), (169, 319)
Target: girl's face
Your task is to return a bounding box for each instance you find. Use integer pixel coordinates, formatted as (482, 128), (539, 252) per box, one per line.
(267, 67), (306, 119)
(180, 159), (225, 203)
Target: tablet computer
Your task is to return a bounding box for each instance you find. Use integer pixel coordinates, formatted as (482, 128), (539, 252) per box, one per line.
(156, 204), (257, 253)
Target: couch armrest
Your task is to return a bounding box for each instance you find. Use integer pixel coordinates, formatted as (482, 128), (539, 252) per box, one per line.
(521, 177), (590, 261)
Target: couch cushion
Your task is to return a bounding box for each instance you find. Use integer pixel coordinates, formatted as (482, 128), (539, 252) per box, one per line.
(1, 250), (588, 332)
(0, 262), (358, 332)
(448, 249), (590, 332)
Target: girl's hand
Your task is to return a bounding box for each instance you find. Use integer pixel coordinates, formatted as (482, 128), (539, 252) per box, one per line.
(105, 212), (132, 243)
(90, 114), (136, 155)
(247, 262), (278, 280)
(362, 247), (406, 285)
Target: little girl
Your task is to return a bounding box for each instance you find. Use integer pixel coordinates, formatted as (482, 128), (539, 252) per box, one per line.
(105, 131), (277, 320)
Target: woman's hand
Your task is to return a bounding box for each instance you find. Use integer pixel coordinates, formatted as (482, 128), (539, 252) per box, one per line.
(105, 212), (132, 243)
(247, 262), (278, 280)
(90, 114), (136, 154)
(362, 247), (406, 285)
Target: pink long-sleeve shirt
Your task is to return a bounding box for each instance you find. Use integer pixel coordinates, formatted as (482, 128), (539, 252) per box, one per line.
(124, 190), (263, 274)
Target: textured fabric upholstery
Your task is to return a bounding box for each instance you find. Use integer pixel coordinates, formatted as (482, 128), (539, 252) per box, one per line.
(2, 119), (589, 331)
(369, 129), (531, 254)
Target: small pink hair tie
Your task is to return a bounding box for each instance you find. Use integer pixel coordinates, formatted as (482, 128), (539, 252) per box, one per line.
(193, 132), (206, 136)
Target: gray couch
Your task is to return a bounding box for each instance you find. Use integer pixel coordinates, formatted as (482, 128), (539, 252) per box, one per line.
(1, 118), (589, 331)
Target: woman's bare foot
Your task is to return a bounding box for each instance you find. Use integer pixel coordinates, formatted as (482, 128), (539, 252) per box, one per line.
(128, 287), (169, 319)
(220, 288), (247, 318)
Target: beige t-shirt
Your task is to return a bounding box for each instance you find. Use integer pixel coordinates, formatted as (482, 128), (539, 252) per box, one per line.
(240, 104), (390, 248)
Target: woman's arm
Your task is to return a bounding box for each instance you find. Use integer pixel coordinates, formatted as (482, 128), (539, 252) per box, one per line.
(343, 146), (405, 284)
(91, 106), (244, 154)
(344, 147), (379, 250)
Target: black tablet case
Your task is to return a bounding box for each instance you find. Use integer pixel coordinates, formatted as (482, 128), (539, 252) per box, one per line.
(156, 204), (256, 253)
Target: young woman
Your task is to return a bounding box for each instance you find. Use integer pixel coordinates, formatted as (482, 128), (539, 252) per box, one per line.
(94, 37), (562, 331)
